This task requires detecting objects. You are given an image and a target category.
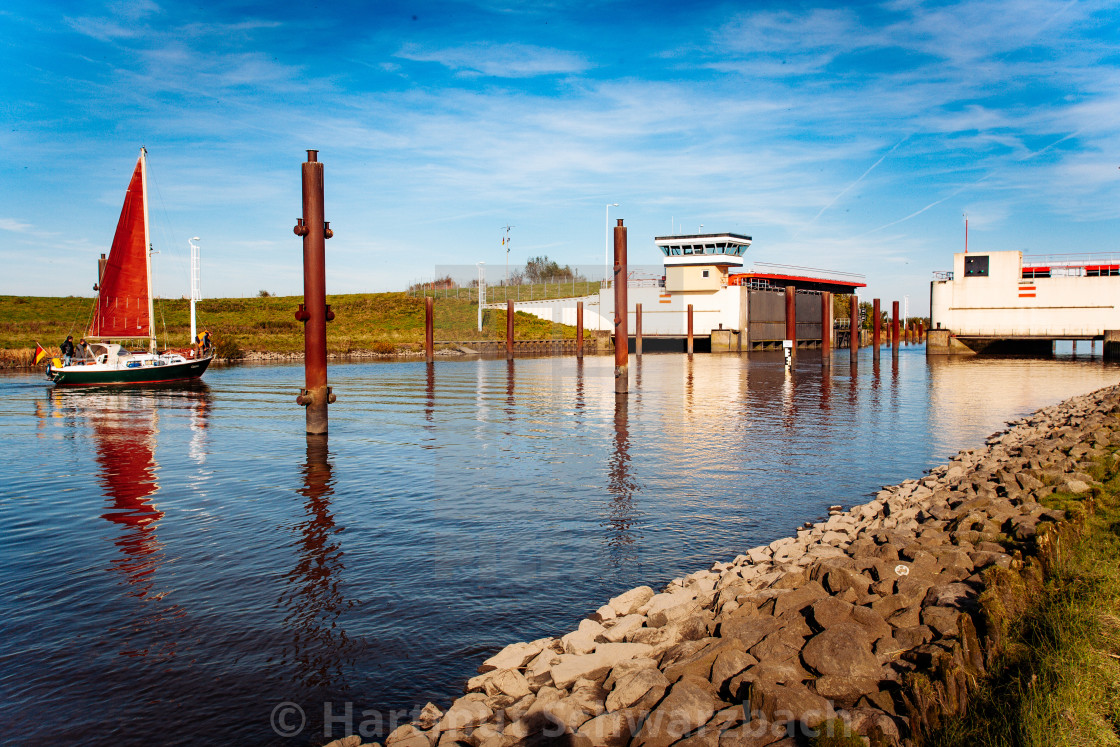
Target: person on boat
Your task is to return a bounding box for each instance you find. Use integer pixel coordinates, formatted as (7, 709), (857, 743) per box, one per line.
(60, 336), (75, 366)
(77, 339), (89, 363)
(201, 330), (212, 354)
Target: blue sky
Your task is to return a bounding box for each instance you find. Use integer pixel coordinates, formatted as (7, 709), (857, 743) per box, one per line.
(3, 0), (1119, 311)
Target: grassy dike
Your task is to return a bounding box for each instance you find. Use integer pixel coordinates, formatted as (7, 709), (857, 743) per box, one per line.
(927, 456), (1120, 747)
(0, 292), (584, 366)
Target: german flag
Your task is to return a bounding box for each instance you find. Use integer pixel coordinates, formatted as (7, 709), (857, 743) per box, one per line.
(33, 343), (48, 364)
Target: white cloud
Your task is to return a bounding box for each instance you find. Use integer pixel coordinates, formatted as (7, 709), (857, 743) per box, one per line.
(0, 218), (33, 233)
(395, 42), (590, 77)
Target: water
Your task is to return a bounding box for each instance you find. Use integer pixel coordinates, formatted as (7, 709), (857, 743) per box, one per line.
(1, 346), (1116, 745)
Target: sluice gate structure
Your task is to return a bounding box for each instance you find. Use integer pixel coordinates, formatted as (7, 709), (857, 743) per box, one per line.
(501, 232), (866, 352)
(929, 250), (1120, 356)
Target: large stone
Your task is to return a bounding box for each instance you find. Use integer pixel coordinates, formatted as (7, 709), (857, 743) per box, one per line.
(563, 619), (607, 654)
(384, 724), (431, 747)
(632, 675), (721, 747)
(807, 597), (855, 631)
(606, 666), (670, 712)
(628, 615), (709, 647)
(770, 582), (828, 618)
(478, 639), (549, 673)
(747, 679), (835, 735)
(800, 623), (880, 679)
(576, 708), (641, 747)
(437, 697), (494, 732)
(604, 614), (645, 642)
(920, 606), (963, 638)
(662, 637), (749, 683)
(809, 674), (879, 707)
(550, 642), (654, 689)
(483, 668), (531, 700)
(710, 649), (759, 693)
(415, 702), (443, 730)
(717, 720), (788, 745)
(718, 613), (782, 649)
(609, 586), (656, 616)
(644, 591), (701, 627)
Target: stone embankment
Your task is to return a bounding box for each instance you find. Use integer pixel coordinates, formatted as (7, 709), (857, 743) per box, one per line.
(338, 384), (1120, 747)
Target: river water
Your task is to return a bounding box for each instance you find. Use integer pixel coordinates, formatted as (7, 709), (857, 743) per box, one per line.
(1, 345), (1116, 745)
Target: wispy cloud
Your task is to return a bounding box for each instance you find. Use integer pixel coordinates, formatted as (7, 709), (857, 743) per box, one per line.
(0, 218), (33, 233)
(395, 42), (590, 77)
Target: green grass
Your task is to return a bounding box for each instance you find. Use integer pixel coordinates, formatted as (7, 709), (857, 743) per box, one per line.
(0, 292), (587, 364)
(929, 454), (1120, 747)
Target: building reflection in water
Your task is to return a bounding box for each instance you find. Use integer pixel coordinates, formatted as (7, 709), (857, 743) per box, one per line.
(275, 435), (357, 692)
(604, 395), (639, 573)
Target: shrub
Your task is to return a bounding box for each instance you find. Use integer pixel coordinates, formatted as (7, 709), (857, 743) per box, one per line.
(214, 336), (243, 360)
(371, 341), (395, 355)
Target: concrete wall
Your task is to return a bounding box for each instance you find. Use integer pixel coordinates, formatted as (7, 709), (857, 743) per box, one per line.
(931, 250), (1120, 337)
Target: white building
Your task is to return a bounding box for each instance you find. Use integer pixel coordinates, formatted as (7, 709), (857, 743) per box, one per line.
(503, 232), (864, 350)
(930, 250), (1120, 352)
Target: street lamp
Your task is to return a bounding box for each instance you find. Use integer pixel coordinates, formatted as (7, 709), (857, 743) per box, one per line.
(605, 203), (619, 287)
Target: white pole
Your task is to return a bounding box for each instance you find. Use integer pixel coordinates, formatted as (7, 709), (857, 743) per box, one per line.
(140, 147), (156, 353)
(189, 236), (201, 346)
(604, 203), (618, 288)
(477, 262), (485, 332)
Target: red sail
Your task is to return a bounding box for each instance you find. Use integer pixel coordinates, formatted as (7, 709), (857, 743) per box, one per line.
(91, 156), (149, 338)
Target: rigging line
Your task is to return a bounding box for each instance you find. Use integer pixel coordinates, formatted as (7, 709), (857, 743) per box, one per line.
(144, 152), (190, 295)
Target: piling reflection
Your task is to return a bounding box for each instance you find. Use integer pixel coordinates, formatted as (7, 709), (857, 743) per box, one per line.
(604, 396), (639, 573)
(276, 435), (357, 691)
(819, 357), (831, 412)
(425, 363), (435, 424)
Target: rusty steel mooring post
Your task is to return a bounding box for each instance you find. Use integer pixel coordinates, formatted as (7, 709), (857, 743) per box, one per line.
(614, 219), (628, 395)
(918, 320), (925, 342)
(687, 304), (694, 355)
(873, 298), (881, 352)
(785, 286), (797, 355)
(849, 295), (859, 352)
(635, 303), (643, 357)
(425, 296), (434, 363)
(892, 301), (900, 349)
(576, 301), (584, 359)
(293, 150), (334, 435)
(506, 300), (514, 360)
(821, 291), (832, 357)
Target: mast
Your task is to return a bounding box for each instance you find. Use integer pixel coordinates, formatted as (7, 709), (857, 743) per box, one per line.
(140, 147), (156, 353)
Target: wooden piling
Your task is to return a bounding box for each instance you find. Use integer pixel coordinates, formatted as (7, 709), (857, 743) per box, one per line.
(614, 219), (628, 395)
(850, 294), (860, 352)
(295, 149), (332, 435)
(821, 291), (831, 357)
(635, 303), (643, 357)
(872, 298), (881, 351)
(892, 301), (900, 348)
(785, 285), (796, 355)
(687, 304), (694, 355)
(576, 301), (584, 359)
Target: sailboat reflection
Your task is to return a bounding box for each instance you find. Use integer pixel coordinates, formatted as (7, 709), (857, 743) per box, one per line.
(42, 382), (211, 658)
(276, 435), (357, 691)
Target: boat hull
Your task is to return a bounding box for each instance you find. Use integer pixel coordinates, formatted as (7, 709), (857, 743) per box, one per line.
(50, 356), (213, 387)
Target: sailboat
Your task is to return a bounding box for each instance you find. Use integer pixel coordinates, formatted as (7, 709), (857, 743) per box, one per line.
(47, 148), (213, 386)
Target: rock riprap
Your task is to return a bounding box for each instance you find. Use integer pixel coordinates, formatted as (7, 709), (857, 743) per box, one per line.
(374, 384), (1120, 747)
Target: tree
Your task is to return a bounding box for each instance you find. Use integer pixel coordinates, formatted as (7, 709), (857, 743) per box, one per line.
(524, 255), (581, 283)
